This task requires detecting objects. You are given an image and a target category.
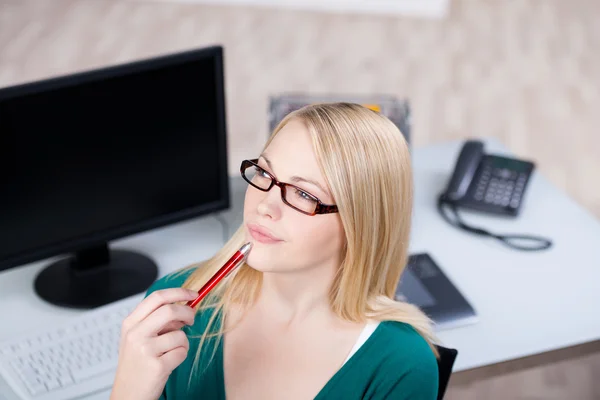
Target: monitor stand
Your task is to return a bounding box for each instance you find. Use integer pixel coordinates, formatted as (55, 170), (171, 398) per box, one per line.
(33, 242), (158, 309)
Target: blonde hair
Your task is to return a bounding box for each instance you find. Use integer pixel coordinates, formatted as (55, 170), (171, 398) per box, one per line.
(172, 102), (439, 386)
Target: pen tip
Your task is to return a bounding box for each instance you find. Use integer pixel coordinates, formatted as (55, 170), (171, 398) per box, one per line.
(240, 242), (253, 255)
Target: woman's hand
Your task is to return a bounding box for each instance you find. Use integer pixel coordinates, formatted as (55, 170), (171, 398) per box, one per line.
(110, 288), (198, 400)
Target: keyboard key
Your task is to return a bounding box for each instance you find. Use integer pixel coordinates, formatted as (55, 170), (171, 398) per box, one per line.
(46, 377), (61, 391)
(58, 371), (74, 387)
(26, 378), (47, 396)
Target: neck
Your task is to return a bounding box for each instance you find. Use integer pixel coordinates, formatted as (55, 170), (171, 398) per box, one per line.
(256, 261), (338, 328)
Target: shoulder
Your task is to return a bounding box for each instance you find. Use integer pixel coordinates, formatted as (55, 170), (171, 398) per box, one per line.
(144, 267), (197, 298)
(369, 321), (439, 399)
(378, 320), (438, 365)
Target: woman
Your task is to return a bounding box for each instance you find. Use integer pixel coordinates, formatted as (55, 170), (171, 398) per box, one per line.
(111, 103), (440, 400)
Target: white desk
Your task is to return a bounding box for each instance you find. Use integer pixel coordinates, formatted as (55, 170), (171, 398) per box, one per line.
(1, 138), (600, 399)
(410, 139), (600, 371)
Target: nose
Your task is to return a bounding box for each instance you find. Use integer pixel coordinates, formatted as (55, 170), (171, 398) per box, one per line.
(256, 184), (283, 219)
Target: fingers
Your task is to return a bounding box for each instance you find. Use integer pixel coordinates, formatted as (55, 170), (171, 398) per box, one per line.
(152, 330), (189, 356)
(157, 321), (186, 336)
(160, 347), (189, 373)
(124, 288), (197, 330)
(136, 303), (196, 336)
(112, 288), (198, 399)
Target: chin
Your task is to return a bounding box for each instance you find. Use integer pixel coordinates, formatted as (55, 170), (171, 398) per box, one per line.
(245, 249), (278, 273)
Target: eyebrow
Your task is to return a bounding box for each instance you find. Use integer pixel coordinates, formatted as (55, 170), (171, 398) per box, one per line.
(260, 154), (330, 197)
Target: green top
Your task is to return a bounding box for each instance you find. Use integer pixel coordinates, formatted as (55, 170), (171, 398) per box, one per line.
(147, 269), (439, 399)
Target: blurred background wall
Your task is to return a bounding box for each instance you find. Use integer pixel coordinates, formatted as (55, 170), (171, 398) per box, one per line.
(1, 0), (598, 220)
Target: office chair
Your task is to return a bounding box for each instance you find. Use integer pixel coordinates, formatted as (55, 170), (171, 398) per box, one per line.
(435, 345), (458, 400)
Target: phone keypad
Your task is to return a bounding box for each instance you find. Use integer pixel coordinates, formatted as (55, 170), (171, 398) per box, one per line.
(473, 165), (529, 210)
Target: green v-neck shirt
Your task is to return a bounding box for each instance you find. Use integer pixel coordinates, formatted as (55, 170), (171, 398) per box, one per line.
(147, 269), (439, 399)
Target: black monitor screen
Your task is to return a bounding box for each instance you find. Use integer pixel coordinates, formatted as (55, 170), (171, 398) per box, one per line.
(0, 48), (228, 270)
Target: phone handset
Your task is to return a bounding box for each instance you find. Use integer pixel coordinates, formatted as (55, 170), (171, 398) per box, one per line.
(442, 140), (484, 202)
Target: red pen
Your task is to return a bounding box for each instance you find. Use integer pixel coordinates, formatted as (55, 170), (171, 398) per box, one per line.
(186, 242), (253, 308)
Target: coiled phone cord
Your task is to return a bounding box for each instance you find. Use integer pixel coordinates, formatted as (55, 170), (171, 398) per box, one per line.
(437, 195), (553, 251)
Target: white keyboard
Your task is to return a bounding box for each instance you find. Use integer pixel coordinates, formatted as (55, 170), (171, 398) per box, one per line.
(0, 294), (144, 400)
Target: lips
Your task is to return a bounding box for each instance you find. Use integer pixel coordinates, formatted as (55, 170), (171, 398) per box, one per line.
(247, 223), (283, 243)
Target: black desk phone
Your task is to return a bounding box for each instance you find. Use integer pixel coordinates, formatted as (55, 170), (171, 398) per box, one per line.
(439, 139), (534, 217)
(437, 139), (552, 251)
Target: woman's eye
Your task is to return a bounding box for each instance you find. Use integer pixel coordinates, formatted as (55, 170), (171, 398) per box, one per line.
(253, 167), (269, 178)
(294, 189), (314, 202)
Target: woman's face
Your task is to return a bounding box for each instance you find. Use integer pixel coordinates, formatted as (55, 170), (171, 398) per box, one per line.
(243, 119), (345, 274)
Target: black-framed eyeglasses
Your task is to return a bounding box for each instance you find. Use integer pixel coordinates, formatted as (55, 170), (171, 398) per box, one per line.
(240, 159), (339, 216)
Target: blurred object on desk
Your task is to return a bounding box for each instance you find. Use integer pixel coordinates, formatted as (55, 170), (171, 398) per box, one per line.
(269, 93), (412, 146)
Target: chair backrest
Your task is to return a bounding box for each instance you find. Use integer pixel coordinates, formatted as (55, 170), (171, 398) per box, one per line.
(435, 345), (458, 400)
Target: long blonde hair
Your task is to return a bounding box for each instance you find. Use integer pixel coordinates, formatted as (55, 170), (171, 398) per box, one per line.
(172, 102), (439, 384)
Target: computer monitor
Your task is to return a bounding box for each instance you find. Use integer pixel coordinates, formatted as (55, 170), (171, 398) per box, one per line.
(0, 46), (230, 309)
